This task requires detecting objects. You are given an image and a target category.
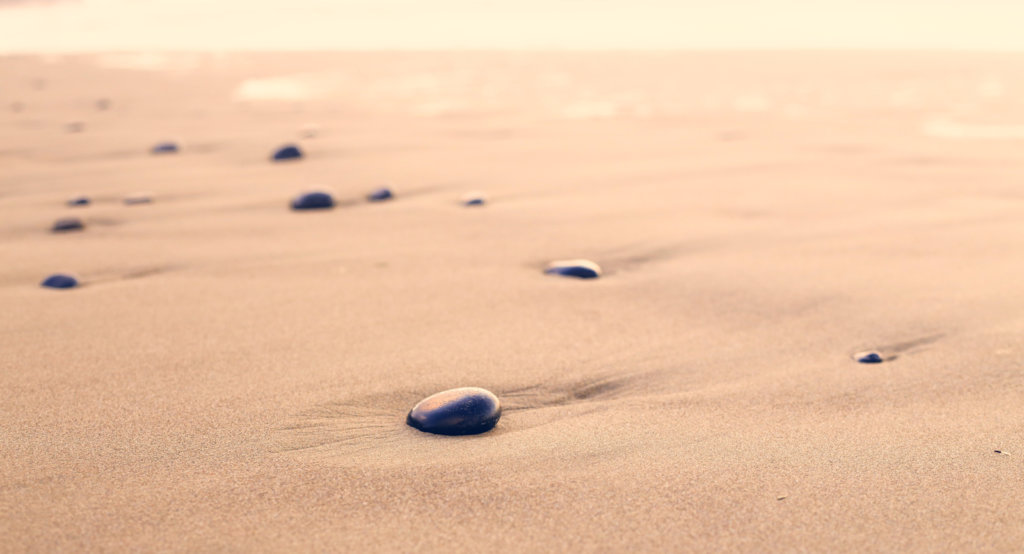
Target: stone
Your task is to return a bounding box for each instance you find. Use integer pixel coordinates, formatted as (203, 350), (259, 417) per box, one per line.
(856, 352), (884, 364)
(367, 187), (394, 202)
(52, 217), (85, 232)
(407, 387), (501, 436)
(124, 194), (153, 205)
(41, 274), (78, 289)
(67, 196), (90, 207)
(291, 191), (335, 210)
(461, 192), (486, 206)
(545, 259), (602, 279)
(271, 144), (303, 162)
(151, 141), (179, 155)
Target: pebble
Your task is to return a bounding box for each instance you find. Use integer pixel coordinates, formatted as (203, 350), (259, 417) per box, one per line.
(124, 194), (153, 206)
(67, 196), (90, 207)
(367, 187), (394, 202)
(462, 192), (486, 206)
(545, 259), (602, 279)
(271, 144), (303, 162)
(41, 274), (78, 289)
(151, 141), (179, 155)
(291, 191), (335, 210)
(52, 217), (85, 232)
(856, 352), (884, 364)
(406, 387), (502, 436)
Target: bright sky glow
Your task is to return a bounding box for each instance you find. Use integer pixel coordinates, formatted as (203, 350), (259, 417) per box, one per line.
(1, 0), (1023, 52)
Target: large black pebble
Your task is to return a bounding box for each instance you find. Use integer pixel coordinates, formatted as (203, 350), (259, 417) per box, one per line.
(151, 141), (179, 155)
(856, 352), (883, 364)
(52, 217), (85, 232)
(291, 191), (335, 210)
(407, 387), (501, 436)
(271, 144), (303, 162)
(367, 187), (393, 202)
(41, 274), (78, 289)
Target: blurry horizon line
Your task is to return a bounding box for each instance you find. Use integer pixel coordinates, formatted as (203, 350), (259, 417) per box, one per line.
(7, 46), (1024, 56)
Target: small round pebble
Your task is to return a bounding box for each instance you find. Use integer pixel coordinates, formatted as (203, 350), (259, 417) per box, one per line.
(124, 194), (153, 205)
(407, 387), (502, 436)
(367, 187), (393, 202)
(291, 191), (335, 210)
(545, 259), (602, 279)
(856, 352), (884, 364)
(67, 196), (90, 207)
(271, 144), (303, 162)
(41, 274), (78, 289)
(52, 217), (85, 232)
(151, 141), (179, 155)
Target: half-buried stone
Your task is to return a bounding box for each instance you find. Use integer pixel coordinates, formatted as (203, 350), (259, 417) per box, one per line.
(545, 259), (602, 279)
(407, 387), (501, 436)
(124, 194), (153, 205)
(52, 217), (85, 232)
(67, 196), (90, 207)
(271, 144), (303, 162)
(150, 141), (179, 155)
(291, 191), (335, 211)
(462, 192), (486, 206)
(41, 274), (78, 289)
(855, 352), (884, 364)
(367, 187), (394, 202)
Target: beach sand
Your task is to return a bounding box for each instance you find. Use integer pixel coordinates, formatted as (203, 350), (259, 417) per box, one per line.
(2, 52), (1023, 552)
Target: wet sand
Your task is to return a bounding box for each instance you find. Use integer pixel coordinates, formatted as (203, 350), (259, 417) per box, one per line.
(2, 52), (1024, 552)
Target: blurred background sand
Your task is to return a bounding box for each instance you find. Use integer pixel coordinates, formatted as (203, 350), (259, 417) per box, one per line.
(2, 51), (1024, 551)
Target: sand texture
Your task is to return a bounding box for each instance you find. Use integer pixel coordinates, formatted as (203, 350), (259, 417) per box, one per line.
(2, 52), (1024, 552)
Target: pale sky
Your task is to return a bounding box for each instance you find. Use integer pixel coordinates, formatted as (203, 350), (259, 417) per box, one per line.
(1, 0), (1023, 52)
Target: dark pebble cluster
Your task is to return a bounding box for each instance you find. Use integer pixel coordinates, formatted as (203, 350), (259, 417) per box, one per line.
(28, 116), (899, 440)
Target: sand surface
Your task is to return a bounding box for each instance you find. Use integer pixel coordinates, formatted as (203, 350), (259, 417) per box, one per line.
(2, 52), (1024, 552)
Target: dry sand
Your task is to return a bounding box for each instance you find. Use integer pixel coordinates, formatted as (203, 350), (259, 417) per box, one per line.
(1, 52), (1023, 552)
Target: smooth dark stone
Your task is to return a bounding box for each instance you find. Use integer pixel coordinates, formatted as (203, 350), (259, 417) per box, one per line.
(407, 387), (501, 436)
(545, 259), (602, 279)
(856, 352), (884, 364)
(124, 195), (153, 205)
(52, 217), (85, 232)
(67, 196), (90, 207)
(291, 191), (335, 210)
(462, 192), (486, 206)
(271, 144), (303, 162)
(367, 187), (393, 202)
(41, 274), (78, 289)
(151, 141), (179, 155)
